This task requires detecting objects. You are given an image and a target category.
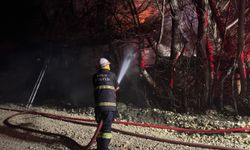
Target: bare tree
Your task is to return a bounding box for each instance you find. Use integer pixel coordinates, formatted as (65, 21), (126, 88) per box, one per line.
(237, 0), (247, 96)
(194, 0), (211, 109)
(168, 0), (181, 107)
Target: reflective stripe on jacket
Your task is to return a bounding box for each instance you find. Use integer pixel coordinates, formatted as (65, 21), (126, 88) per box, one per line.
(96, 85), (115, 90)
(97, 102), (116, 107)
(98, 132), (112, 139)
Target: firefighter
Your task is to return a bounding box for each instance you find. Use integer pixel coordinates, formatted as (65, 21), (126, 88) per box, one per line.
(93, 58), (119, 150)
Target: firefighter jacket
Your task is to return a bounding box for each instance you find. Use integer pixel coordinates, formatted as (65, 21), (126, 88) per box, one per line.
(93, 69), (118, 111)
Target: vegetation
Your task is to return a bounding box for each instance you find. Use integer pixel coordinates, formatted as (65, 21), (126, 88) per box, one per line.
(5, 0), (250, 113)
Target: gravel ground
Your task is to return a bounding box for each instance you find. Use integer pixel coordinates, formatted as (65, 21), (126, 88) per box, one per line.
(0, 103), (250, 150)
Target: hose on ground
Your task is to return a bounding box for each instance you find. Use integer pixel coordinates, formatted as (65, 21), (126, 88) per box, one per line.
(3, 110), (103, 150)
(0, 106), (248, 150)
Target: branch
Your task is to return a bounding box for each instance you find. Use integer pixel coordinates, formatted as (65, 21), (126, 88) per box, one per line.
(137, 0), (152, 14)
(155, 0), (166, 45)
(141, 69), (157, 88)
(222, 0), (230, 11)
(226, 8), (250, 31)
(226, 19), (238, 31)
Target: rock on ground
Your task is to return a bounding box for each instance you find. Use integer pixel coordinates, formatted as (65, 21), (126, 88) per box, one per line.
(0, 103), (249, 150)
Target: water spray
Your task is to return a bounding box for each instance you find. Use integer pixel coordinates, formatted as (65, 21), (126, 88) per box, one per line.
(117, 49), (136, 84)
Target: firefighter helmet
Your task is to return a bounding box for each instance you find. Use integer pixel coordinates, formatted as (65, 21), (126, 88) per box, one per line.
(99, 58), (111, 67)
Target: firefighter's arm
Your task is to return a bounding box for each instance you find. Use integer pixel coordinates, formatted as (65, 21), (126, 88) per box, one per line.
(115, 86), (120, 91)
(113, 73), (119, 91)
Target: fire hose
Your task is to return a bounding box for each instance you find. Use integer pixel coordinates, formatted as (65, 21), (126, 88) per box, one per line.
(0, 107), (249, 150)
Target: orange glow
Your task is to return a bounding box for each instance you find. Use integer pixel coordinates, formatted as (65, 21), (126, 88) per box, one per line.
(139, 7), (159, 23)
(134, 0), (159, 24)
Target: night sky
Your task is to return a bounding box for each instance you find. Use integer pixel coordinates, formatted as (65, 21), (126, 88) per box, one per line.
(0, 1), (38, 40)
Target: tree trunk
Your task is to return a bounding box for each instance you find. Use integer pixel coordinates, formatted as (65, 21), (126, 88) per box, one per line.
(127, 0), (140, 28)
(237, 0), (247, 97)
(208, 0), (232, 107)
(169, 0), (180, 87)
(169, 0), (181, 108)
(208, 0), (226, 39)
(195, 0), (210, 109)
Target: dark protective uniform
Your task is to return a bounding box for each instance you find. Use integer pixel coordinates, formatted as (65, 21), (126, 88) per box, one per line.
(93, 69), (118, 150)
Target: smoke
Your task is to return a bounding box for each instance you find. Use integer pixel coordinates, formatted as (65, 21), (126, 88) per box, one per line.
(117, 48), (136, 84)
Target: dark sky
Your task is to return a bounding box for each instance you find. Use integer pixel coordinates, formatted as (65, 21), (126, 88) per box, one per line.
(0, 0), (37, 40)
